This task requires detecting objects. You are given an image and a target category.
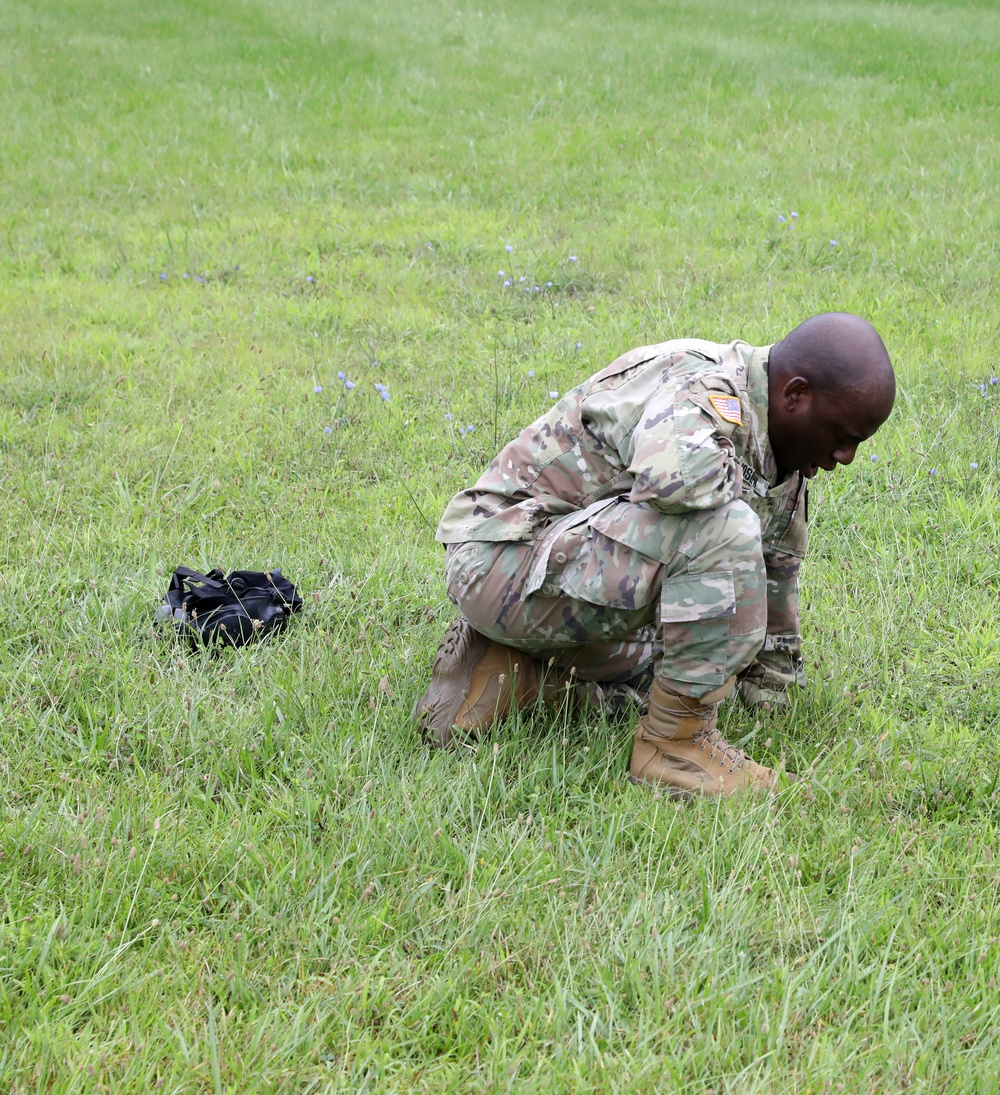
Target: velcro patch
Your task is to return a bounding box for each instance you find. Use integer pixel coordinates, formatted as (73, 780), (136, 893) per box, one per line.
(708, 393), (743, 426)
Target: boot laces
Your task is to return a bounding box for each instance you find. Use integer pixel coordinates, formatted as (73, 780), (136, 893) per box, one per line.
(693, 726), (747, 774)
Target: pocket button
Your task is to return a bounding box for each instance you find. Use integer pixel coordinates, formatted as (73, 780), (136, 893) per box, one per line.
(554, 551), (568, 564)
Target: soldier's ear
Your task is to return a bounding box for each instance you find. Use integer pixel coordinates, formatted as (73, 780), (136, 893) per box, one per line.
(782, 376), (811, 412)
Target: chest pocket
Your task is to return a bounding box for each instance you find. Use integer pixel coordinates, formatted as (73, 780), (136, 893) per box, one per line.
(752, 479), (807, 558)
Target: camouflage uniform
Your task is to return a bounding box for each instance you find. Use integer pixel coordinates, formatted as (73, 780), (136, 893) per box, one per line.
(436, 339), (807, 701)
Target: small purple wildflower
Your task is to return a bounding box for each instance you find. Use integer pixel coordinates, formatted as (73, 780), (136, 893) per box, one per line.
(505, 244), (513, 253)
(444, 412), (454, 420)
(929, 467), (938, 476)
(830, 239), (838, 247)
(791, 211), (799, 219)
(978, 383), (987, 393)
(499, 270), (505, 277)
(519, 276), (526, 283)
(344, 380), (356, 390)
(324, 426), (333, 435)
(307, 275), (315, 283)
(195, 276), (206, 284)
(575, 342), (582, 350)
(426, 242), (433, 250)
(569, 255), (578, 263)
(778, 215), (787, 224)
(970, 461), (979, 470)
(338, 371), (346, 380)
(870, 454), (878, 462)
(375, 383), (390, 402)
(314, 384), (323, 394)
(159, 272), (167, 281)
(466, 425), (475, 433)
(991, 377), (998, 385)
(527, 370), (535, 378)
(182, 273), (189, 279)
(504, 280), (511, 287)
(549, 390), (559, 399)
(546, 281), (553, 287)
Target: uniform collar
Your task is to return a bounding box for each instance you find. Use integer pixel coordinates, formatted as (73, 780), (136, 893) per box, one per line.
(745, 344), (802, 492)
(744, 345), (779, 484)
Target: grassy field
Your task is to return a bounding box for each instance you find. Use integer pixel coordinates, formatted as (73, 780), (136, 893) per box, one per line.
(2, 0), (1000, 1090)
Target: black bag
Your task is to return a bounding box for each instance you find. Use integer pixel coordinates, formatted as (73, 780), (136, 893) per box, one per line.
(155, 566), (304, 648)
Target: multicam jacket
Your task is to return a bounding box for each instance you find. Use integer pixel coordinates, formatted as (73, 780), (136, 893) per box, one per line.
(437, 339), (808, 694)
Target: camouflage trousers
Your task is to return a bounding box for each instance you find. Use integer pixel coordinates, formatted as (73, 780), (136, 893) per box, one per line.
(444, 498), (767, 700)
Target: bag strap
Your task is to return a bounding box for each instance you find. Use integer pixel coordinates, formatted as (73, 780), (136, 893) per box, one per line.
(168, 567), (229, 599)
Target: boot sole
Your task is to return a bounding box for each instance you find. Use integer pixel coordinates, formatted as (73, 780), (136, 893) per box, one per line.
(413, 617), (491, 748)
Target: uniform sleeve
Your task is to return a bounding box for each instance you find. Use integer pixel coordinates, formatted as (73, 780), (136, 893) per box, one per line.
(624, 374), (743, 514)
(737, 487), (808, 706)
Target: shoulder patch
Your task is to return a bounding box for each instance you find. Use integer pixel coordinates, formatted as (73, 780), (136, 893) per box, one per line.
(708, 393), (743, 426)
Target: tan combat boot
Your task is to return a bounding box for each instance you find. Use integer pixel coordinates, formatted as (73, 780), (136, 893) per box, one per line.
(629, 678), (787, 797)
(414, 617), (574, 748)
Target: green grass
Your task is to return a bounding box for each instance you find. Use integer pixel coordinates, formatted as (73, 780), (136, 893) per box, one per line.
(2, 0), (1000, 1090)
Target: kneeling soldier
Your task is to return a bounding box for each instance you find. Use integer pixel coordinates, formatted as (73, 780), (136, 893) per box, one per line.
(415, 313), (895, 797)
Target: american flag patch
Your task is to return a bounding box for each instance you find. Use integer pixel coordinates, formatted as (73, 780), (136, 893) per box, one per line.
(708, 393), (743, 426)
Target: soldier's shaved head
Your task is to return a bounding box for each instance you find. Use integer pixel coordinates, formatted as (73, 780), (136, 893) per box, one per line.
(771, 312), (895, 401)
(766, 312), (895, 479)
